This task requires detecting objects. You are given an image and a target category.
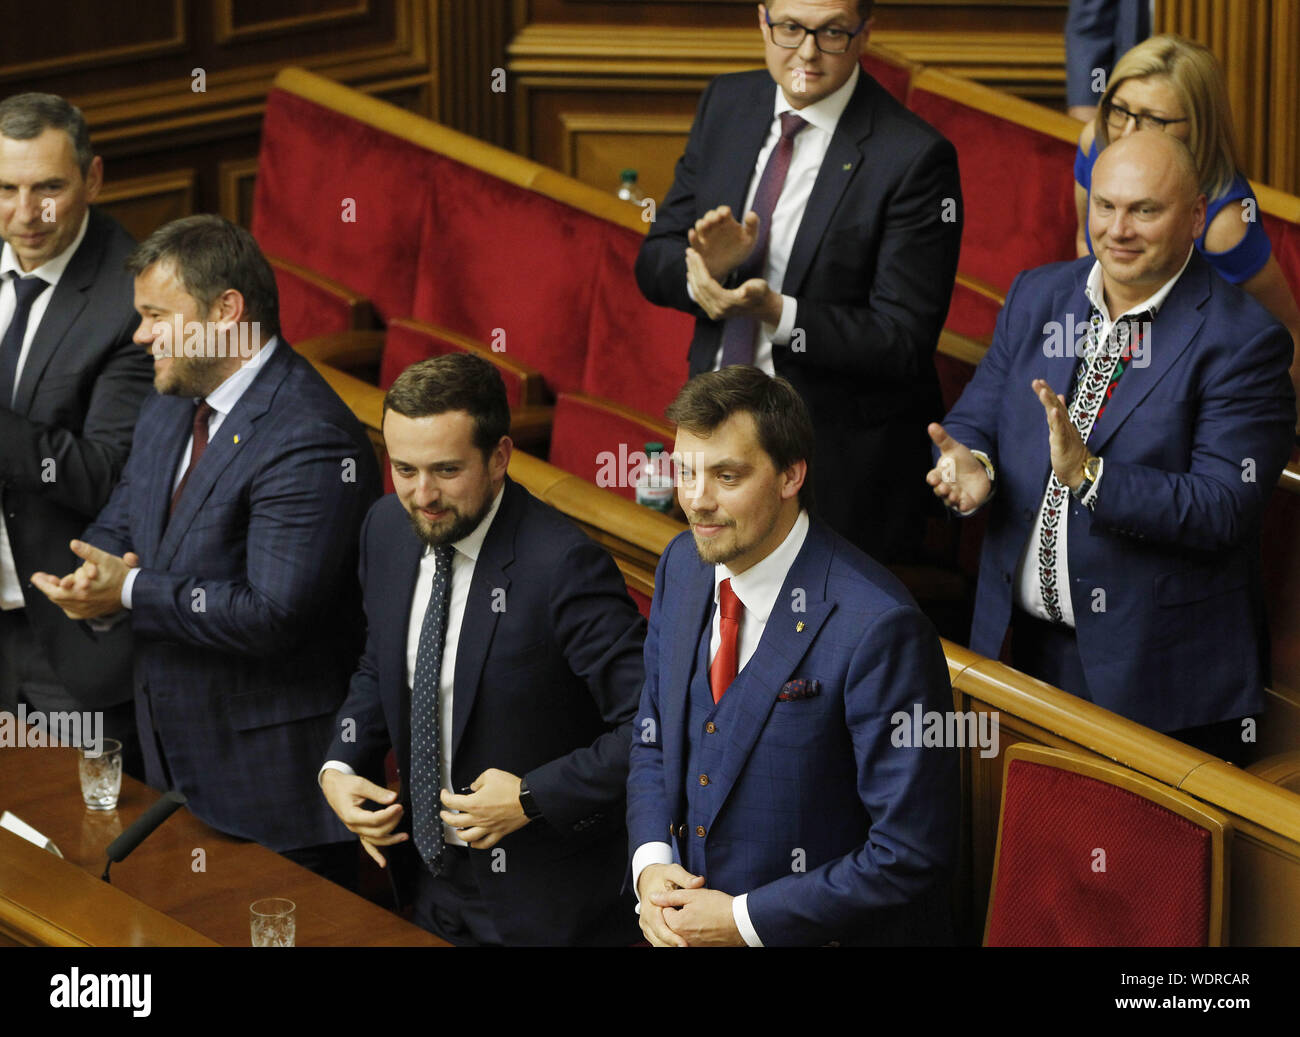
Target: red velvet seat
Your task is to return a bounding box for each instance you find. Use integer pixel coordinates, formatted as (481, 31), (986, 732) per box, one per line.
(378, 317), (547, 409)
(549, 392), (676, 503)
(860, 48), (914, 104)
(985, 744), (1230, 946)
(269, 256), (374, 344)
(907, 78), (1078, 297)
(582, 225), (694, 423)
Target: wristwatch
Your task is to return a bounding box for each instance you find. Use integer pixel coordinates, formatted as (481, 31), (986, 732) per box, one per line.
(1071, 453), (1102, 501)
(518, 777), (543, 820)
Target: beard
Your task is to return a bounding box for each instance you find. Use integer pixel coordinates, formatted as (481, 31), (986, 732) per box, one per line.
(687, 515), (742, 565)
(406, 492), (494, 548)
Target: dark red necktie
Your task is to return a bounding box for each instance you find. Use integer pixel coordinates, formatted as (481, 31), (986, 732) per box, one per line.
(170, 400), (213, 516)
(718, 111), (809, 367)
(710, 578), (744, 703)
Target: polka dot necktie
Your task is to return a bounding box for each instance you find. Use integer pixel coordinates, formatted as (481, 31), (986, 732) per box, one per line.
(411, 543), (456, 873)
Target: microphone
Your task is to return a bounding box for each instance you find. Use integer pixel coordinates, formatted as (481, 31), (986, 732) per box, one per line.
(101, 790), (187, 882)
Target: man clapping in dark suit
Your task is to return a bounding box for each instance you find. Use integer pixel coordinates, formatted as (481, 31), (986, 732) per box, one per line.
(636, 1), (962, 562)
(0, 93), (152, 766)
(321, 354), (646, 945)
(32, 216), (380, 884)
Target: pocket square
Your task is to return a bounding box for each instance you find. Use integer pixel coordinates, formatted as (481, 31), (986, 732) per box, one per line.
(777, 678), (821, 702)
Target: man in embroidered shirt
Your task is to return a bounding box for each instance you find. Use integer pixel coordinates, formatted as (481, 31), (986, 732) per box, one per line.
(927, 131), (1294, 762)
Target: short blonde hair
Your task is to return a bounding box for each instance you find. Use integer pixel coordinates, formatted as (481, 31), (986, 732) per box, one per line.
(1095, 34), (1238, 199)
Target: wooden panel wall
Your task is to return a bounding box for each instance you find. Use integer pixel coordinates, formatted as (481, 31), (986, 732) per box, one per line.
(0, 1), (514, 241)
(1159, 0), (1300, 194)
(509, 0), (1072, 201)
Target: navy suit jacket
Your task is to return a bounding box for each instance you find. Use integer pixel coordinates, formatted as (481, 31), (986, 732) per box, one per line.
(940, 252), (1295, 731)
(635, 68), (962, 561)
(325, 479), (646, 945)
(627, 517), (959, 946)
(1, 207), (152, 707)
(83, 341), (380, 851)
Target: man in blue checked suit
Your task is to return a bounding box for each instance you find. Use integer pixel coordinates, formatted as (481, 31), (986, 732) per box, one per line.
(627, 366), (958, 947)
(32, 216), (380, 882)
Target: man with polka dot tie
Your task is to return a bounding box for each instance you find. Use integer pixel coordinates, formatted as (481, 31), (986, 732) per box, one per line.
(321, 353), (646, 946)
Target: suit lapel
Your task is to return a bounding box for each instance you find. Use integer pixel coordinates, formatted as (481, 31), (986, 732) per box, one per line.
(660, 543), (715, 820)
(155, 344), (291, 568)
(1085, 256), (1207, 455)
(450, 478), (520, 759)
(12, 215), (103, 414)
(704, 521), (836, 829)
(783, 73), (877, 296)
(723, 79), (779, 218)
(392, 514), (425, 788)
(142, 398), (194, 563)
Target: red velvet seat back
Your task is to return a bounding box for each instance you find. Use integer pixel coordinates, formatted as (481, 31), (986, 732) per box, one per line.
(549, 393), (674, 502)
(860, 52), (912, 104)
(252, 88), (432, 324)
(1263, 212), (1300, 303)
(411, 157), (604, 397)
(378, 320), (529, 408)
(907, 87), (1077, 296)
(987, 759), (1213, 946)
(272, 262), (367, 344)
(583, 225), (694, 422)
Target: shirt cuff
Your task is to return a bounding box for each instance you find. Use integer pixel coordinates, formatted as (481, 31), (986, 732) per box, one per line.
(631, 841), (674, 914)
(1079, 455), (1103, 508)
(121, 566), (140, 609)
(952, 449), (997, 516)
(686, 276), (697, 306)
(732, 893), (763, 947)
(769, 295), (797, 345)
(318, 760), (356, 785)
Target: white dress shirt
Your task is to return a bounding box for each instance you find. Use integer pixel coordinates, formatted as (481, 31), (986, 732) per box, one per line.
(119, 337), (280, 609)
(321, 485), (505, 847)
(0, 212), (90, 609)
(1013, 248), (1193, 625)
(698, 66), (860, 375)
(632, 509), (810, 947)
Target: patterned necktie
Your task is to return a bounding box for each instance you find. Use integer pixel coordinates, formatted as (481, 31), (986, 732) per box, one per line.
(1037, 306), (1153, 621)
(0, 274), (51, 406)
(411, 543), (456, 873)
(170, 401), (214, 517)
(710, 578), (744, 703)
(718, 112), (809, 367)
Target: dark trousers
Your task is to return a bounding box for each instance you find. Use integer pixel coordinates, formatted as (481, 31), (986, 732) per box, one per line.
(1010, 608), (1254, 766)
(411, 845), (503, 946)
(0, 607), (142, 777)
(281, 840), (359, 892)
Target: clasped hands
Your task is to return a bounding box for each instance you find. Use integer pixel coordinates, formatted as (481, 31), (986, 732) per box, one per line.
(637, 862), (744, 947)
(926, 379), (1090, 512)
(685, 205), (782, 327)
(29, 539), (137, 620)
(321, 766), (530, 867)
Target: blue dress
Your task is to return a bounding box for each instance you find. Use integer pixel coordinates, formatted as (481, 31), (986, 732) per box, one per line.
(1075, 135), (1271, 283)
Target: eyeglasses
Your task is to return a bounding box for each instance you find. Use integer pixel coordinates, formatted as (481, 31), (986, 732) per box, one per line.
(764, 11), (866, 54)
(1103, 100), (1189, 134)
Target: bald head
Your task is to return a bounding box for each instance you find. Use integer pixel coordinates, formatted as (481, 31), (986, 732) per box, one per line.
(1088, 129), (1207, 313)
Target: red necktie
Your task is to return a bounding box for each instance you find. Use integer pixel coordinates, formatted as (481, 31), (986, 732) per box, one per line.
(170, 400), (213, 516)
(710, 578), (744, 703)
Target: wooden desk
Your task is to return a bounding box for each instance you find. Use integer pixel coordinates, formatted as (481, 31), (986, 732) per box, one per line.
(0, 744), (445, 947)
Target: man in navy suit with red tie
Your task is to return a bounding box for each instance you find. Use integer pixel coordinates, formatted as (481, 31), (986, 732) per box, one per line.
(636, 0), (962, 562)
(32, 216), (379, 883)
(627, 366), (958, 946)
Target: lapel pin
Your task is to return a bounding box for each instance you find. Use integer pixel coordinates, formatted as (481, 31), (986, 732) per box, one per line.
(796, 621), (805, 632)
(233, 434), (240, 444)
(842, 163), (852, 171)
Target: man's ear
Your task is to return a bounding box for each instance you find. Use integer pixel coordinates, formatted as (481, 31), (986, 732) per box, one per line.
(83, 155), (103, 204)
(780, 458), (807, 501)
